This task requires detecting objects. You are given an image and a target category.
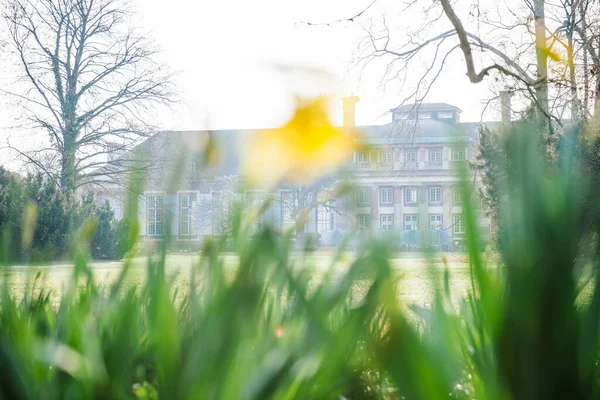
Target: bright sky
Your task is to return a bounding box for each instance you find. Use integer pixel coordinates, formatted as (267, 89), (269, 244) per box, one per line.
(131, 0), (497, 130)
(0, 0), (506, 170)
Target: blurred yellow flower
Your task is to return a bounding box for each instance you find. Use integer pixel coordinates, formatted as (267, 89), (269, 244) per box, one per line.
(243, 97), (358, 186)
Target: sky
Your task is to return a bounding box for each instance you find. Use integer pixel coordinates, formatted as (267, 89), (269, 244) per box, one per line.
(130, 0), (498, 130)
(0, 0), (505, 169)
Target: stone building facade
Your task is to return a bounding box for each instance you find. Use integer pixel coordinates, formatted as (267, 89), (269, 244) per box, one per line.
(88, 101), (491, 250)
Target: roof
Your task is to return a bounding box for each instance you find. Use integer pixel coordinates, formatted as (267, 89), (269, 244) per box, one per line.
(84, 118), (482, 188)
(359, 119), (477, 142)
(391, 103), (463, 113)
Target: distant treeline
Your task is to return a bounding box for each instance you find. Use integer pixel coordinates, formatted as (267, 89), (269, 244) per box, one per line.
(0, 167), (128, 262)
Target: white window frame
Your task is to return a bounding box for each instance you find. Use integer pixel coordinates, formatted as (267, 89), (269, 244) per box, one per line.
(453, 214), (466, 234)
(357, 187), (371, 205)
(452, 149), (466, 161)
(404, 214), (419, 230)
(178, 191), (198, 236)
(404, 187), (417, 204)
(452, 187), (463, 204)
(429, 186), (442, 204)
(380, 151), (393, 164)
(146, 192), (165, 236)
(430, 214), (442, 230)
(404, 150), (418, 163)
(357, 214), (371, 230)
(429, 149), (442, 162)
(316, 192), (334, 232)
(380, 214), (394, 230)
(380, 187), (394, 205)
(355, 151), (369, 164)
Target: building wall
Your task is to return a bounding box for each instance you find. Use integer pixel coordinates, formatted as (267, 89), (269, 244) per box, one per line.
(95, 124), (491, 249)
(135, 142), (485, 250)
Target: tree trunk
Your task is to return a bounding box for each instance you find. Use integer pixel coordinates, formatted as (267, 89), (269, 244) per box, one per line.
(583, 48), (590, 116)
(61, 134), (77, 192)
(567, 34), (579, 123)
(594, 73), (600, 121)
(533, 0), (549, 132)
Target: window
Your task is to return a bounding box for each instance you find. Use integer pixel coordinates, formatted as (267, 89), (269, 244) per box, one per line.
(418, 112), (432, 119)
(453, 214), (466, 234)
(246, 191), (266, 232)
(189, 161), (199, 172)
(404, 187), (417, 204)
(380, 187), (394, 205)
(380, 214), (394, 230)
(146, 194), (164, 236)
(429, 186), (442, 204)
(355, 152), (369, 163)
(452, 149), (466, 161)
(394, 112), (409, 121)
(452, 187), (463, 204)
(404, 150), (417, 163)
(357, 187), (371, 205)
(380, 151), (393, 164)
(179, 192), (197, 236)
(429, 149), (442, 163)
(404, 214), (419, 230)
(317, 202), (334, 232)
(280, 191), (295, 230)
(430, 214), (442, 230)
(438, 111), (454, 119)
(211, 191), (224, 235)
(247, 191), (265, 207)
(357, 214), (370, 230)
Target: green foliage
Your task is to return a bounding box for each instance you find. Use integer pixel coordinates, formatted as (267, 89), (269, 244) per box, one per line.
(0, 171), (122, 262)
(89, 200), (117, 259)
(0, 124), (600, 399)
(23, 174), (73, 260)
(473, 125), (506, 244)
(0, 168), (25, 261)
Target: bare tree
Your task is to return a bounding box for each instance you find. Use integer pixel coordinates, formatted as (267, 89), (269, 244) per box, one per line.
(344, 0), (600, 130)
(3, 0), (175, 192)
(275, 178), (354, 235)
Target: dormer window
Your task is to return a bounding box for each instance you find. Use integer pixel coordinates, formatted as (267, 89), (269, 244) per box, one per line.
(390, 103), (462, 123)
(393, 112), (411, 121)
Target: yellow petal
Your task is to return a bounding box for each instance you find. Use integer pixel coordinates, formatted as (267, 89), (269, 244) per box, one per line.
(242, 96), (357, 186)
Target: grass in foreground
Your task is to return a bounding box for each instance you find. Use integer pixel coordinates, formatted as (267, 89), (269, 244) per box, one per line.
(1, 126), (600, 399)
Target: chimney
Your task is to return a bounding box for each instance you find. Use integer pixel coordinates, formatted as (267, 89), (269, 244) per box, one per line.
(500, 90), (513, 123)
(342, 95), (359, 128)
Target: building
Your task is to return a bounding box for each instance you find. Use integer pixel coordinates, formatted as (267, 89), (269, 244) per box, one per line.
(86, 100), (491, 250)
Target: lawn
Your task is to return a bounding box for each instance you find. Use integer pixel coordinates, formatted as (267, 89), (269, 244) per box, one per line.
(0, 251), (474, 307)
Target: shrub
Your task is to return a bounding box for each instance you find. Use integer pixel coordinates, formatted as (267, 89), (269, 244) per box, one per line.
(89, 200), (118, 259)
(0, 171), (122, 261)
(0, 167), (24, 261)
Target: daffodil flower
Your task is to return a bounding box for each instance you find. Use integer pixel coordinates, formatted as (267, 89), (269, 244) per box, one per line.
(243, 97), (358, 187)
